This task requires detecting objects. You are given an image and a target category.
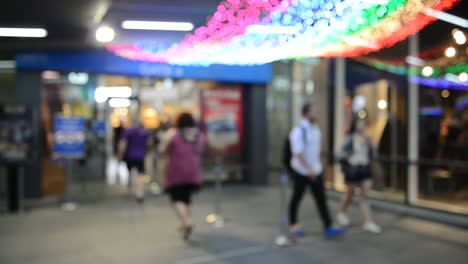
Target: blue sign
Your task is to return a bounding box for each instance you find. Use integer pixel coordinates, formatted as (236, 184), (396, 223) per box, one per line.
(16, 50), (272, 84)
(53, 117), (86, 159)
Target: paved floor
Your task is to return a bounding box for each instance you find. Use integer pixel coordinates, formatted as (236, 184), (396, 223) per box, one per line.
(1, 186), (467, 264)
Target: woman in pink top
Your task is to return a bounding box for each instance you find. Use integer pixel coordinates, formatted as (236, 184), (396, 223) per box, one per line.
(159, 113), (204, 240)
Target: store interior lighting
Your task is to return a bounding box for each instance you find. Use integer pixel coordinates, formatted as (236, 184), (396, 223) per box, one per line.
(95, 86), (132, 103)
(109, 98), (131, 108)
(422, 66), (434, 77)
(378, 99), (388, 110)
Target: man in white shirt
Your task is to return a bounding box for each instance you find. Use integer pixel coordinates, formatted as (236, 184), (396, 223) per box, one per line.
(288, 102), (345, 238)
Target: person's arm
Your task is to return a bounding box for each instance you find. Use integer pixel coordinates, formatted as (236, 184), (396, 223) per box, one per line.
(118, 139), (127, 161)
(290, 128), (316, 180)
(158, 128), (177, 155)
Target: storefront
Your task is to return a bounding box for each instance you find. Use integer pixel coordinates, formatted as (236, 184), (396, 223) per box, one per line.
(13, 50), (272, 201)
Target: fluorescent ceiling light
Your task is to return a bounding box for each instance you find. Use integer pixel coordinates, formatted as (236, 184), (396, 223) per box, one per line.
(109, 98), (131, 108)
(0, 60), (15, 69)
(424, 9), (468, 28)
(405, 56), (426, 66)
(246, 25), (300, 35)
(0, 27), (47, 38)
(95, 86), (132, 103)
(122, 21), (194, 31)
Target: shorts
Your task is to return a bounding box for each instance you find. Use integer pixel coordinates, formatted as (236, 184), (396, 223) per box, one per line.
(126, 160), (145, 174)
(344, 165), (371, 184)
(166, 184), (200, 205)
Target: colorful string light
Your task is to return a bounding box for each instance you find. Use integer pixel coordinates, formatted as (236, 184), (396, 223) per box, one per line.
(108, 0), (460, 65)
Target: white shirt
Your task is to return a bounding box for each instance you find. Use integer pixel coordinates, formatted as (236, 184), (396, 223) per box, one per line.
(289, 119), (323, 176)
(349, 134), (370, 166)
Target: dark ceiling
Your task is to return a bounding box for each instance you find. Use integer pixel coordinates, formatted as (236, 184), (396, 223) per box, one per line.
(0, 0), (466, 60)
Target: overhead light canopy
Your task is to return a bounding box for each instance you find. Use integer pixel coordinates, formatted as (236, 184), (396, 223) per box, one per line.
(246, 25), (300, 35)
(122, 20), (194, 31)
(0, 27), (47, 38)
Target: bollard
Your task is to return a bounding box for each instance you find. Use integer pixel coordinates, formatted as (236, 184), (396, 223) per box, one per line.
(206, 162), (224, 228)
(275, 172), (293, 247)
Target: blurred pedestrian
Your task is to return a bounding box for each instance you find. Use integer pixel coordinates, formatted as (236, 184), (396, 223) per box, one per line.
(337, 118), (382, 234)
(288, 102), (346, 238)
(118, 121), (151, 204)
(159, 112), (204, 240)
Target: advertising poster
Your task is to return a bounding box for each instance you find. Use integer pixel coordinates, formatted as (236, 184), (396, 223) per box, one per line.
(201, 87), (243, 158)
(0, 104), (33, 163)
(53, 116), (86, 159)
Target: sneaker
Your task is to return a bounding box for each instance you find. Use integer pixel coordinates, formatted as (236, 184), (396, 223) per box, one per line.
(325, 227), (346, 239)
(290, 228), (306, 237)
(363, 222), (382, 234)
(337, 212), (350, 227)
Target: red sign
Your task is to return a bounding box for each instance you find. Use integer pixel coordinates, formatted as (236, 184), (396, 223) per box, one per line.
(201, 87), (243, 156)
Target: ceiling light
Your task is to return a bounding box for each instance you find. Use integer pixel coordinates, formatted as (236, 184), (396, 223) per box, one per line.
(377, 99), (388, 110)
(96, 26), (115, 42)
(122, 21), (194, 31)
(246, 25), (301, 35)
(109, 98), (131, 108)
(0, 27), (47, 38)
(459, 72), (468, 82)
(445, 47), (456, 57)
(422, 66), (433, 77)
(424, 9), (468, 28)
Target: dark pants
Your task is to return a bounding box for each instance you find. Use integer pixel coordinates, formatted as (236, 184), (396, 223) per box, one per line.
(289, 171), (332, 230)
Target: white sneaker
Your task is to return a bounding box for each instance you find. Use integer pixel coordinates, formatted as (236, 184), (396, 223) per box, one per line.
(363, 222), (382, 234)
(337, 213), (350, 227)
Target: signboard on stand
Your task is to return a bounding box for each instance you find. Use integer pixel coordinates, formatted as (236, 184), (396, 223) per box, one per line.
(201, 87), (243, 157)
(53, 116), (86, 159)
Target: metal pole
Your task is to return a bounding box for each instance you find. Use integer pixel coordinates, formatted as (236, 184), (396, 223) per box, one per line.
(333, 57), (346, 190)
(275, 172), (292, 247)
(206, 160), (224, 227)
(62, 159), (77, 211)
(390, 83), (398, 190)
(407, 33), (419, 204)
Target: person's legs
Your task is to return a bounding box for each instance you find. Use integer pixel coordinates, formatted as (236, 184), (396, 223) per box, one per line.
(309, 175), (332, 230)
(289, 173), (307, 231)
(337, 184), (355, 226)
(340, 184), (355, 213)
(134, 161), (146, 203)
(359, 179), (382, 233)
(171, 187), (194, 240)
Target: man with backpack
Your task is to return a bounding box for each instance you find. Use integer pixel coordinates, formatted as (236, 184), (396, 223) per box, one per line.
(285, 102), (345, 238)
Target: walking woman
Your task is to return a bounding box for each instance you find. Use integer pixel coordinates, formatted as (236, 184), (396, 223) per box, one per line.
(337, 118), (382, 234)
(159, 113), (204, 240)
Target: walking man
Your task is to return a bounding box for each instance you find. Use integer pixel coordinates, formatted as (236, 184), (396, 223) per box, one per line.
(288, 102), (345, 238)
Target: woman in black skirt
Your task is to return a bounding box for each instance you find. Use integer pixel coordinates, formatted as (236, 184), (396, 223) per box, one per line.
(337, 118), (382, 234)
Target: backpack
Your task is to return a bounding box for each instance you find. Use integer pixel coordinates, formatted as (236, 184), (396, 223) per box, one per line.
(282, 126), (307, 173)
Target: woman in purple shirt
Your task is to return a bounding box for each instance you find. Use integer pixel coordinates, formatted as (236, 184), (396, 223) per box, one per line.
(159, 113), (204, 240)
